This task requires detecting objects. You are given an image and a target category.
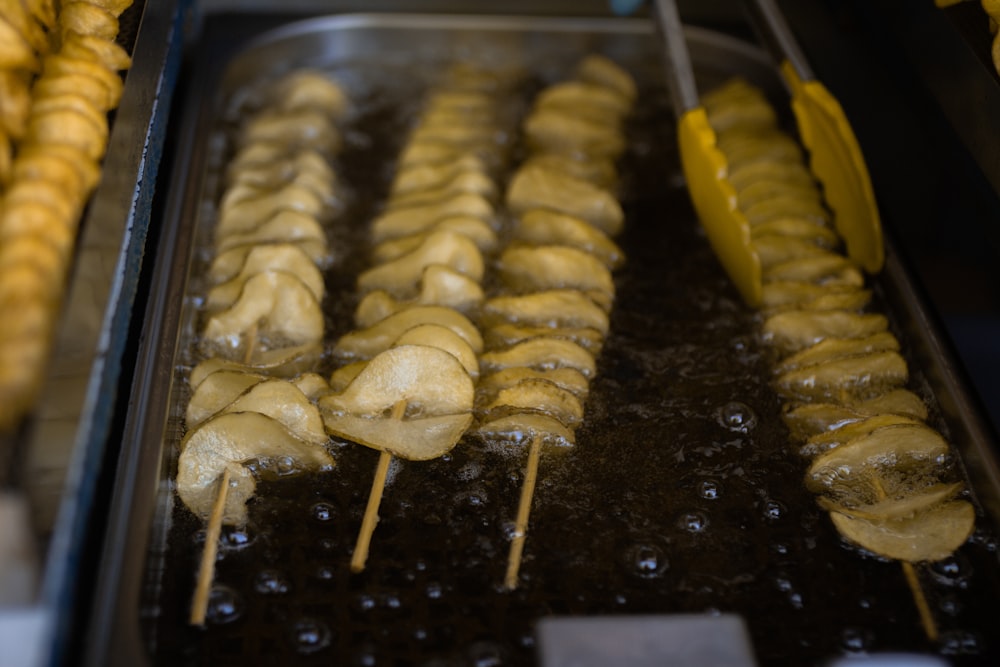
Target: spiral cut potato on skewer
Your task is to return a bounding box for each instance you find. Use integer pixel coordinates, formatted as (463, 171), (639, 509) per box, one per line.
(319, 64), (514, 573)
(702, 79), (975, 566)
(475, 55), (636, 589)
(177, 68), (349, 527)
(0, 0), (133, 432)
(171, 69), (349, 624)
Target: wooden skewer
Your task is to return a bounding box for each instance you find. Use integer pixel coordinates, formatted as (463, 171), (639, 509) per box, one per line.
(350, 399), (407, 573)
(902, 560), (938, 643)
(190, 466), (231, 625)
(871, 476), (939, 642)
(189, 323), (258, 625)
(504, 433), (543, 590)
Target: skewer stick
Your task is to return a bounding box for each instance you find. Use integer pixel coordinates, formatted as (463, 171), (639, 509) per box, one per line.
(504, 433), (543, 590)
(190, 466), (231, 625)
(902, 560), (938, 643)
(350, 399), (406, 573)
(871, 476), (939, 642)
(190, 323), (258, 625)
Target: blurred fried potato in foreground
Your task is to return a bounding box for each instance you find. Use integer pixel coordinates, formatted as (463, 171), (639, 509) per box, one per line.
(0, 0), (133, 431)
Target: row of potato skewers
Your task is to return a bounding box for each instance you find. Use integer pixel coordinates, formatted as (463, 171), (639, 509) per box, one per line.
(324, 63), (512, 573)
(702, 78), (975, 639)
(175, 58), (979, 630)
(175, 69), (350, 623)
(482, 56), (636, 588)
(175, 55), (639, 615)
(0, 0), (132, 432)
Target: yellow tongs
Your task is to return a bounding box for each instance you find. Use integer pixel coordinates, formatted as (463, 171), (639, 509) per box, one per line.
(652, 0), (884, 307)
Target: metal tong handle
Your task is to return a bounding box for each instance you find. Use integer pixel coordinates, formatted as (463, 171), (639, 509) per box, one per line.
(652, 0), (700, 115)
(745, 0), (815, 82)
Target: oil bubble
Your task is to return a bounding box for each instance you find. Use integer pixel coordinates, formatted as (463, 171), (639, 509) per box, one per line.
(205, 585), (243, 625)
(353, 647), (377, 667)
(276, 455), (299, 476)
(254, 569), (290, 595)
(221, 524), (256, 550)
(762, 499), (785, 521)
(426, 582), (443, 599)
(467, 640), (504, 667)
(940, 630), (982, 655)
(699, 480), (720, 500)
(314, 565), (336, 582)
(677, 511), (708, 533)
(626, 543), (668, 578)
(840, 627), (874, 653)
(288, 617), (331, 655)
(311, 502), (335, 522)
(929, 555), (970, 589)
(938, 594), (962, 616)
(717, 401), (757, 433)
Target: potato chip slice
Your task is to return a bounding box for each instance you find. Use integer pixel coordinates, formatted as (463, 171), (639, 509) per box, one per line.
(480, 338), (596, 378)
(42, 54), (124, 108)
(59, 1), (118, 40)
(206, 244), (323, 309)
(335, 306), (482, 360)
(805, 423), (950, 494)
(392, 323), (479, 379)
(762, 310), (888, 353)
(475, 413), (575, 449)
(177, 412), (334, 525)
(507, 163), (623, 236)
(829, 500), (974, 562)
(185, 370), (264, 428)
(371, 192), (494, 243)
(574, 54), (637, 104)
(497, 245), (614, 311)
(483, 289), (609, 335)
(484, 378), (585, 428)
(320, 345), (474, 460)
(358, 229), (484, 297)
(371, 216), (497, 261)
(514, 209), (624, 269)
(201, 271), (324, 356)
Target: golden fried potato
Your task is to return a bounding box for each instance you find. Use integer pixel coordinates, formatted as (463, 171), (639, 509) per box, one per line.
(60, 31), (132, 70)
(16, 142), (101, 192)
(0, 0), (50, 55)
(12, 145), (88, 196)
(4, 177), (83, 222)
(43, 54), (123, 109)
(31, 92), (108, 134)
(0, 15), (39, 71)
(81, 0), (133, 18)
(0, 201), (74, 257)
(58, 2), (118, 40)
(0, 130), (10, 183)
(24, 0), (57, 30)
(0, 234), (67, 293)
(0, 70), (32, 138)
(26, 106), (109, 160)
(32, 72), (108, 111)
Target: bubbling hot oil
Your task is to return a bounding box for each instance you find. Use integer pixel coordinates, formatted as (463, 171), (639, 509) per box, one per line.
(146, 60), (1000, 667)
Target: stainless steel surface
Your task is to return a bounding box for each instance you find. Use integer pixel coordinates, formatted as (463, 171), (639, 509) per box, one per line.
(653, 0), (700, 114)
(744, 0), (813, 81)
(537, 615), (757, 667)
(0, 0), (191, 665)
